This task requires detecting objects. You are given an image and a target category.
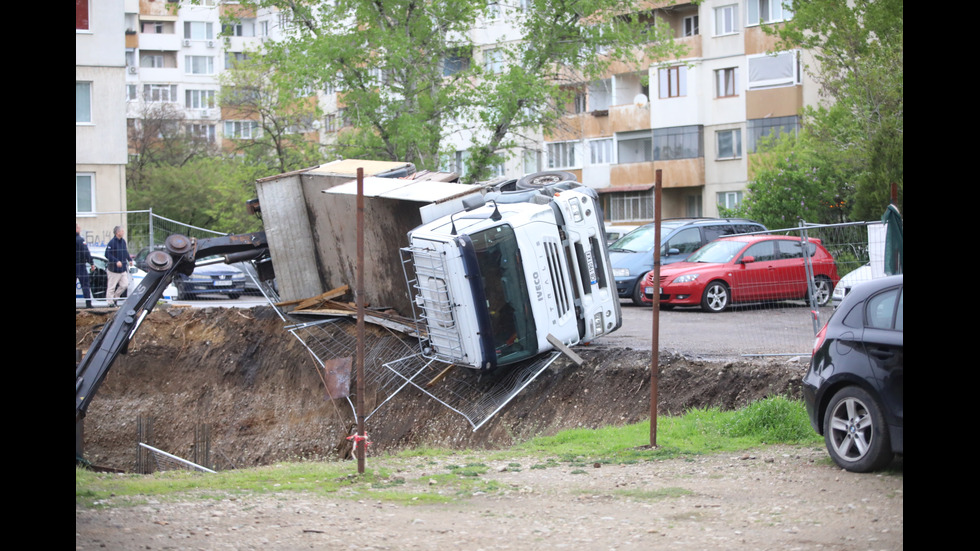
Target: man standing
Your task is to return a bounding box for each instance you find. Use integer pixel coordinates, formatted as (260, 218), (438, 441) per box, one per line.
(105, 225), (132, 306)
(76, 223), (96, 308)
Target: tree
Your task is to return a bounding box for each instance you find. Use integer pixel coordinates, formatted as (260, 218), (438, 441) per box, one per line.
(127, 102), (218, 191)
(218, 53), (324, 173)
(774, 0), (903, 219)
(236, 0), (683, 180)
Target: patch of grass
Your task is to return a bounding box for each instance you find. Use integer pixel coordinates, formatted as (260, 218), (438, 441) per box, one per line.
(722, 395), (820, 444)
(611, 487), (692, 500)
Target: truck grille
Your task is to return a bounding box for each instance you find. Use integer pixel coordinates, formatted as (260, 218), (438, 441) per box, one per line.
(401, 244), (466, 364)
(544, 238), (572, 317)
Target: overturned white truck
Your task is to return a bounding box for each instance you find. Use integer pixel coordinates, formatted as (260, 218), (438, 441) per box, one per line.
(255, 161), (621, 372)
(405, 175), (622, 371)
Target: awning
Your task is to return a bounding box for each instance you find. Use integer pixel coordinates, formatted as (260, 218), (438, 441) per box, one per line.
(595, 184), (656, 194)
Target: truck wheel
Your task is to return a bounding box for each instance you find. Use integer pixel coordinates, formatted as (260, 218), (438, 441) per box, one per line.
(516, 171), (576, 190)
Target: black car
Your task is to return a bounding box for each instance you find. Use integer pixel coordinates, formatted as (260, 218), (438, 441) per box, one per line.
(803, 274), (903, 472)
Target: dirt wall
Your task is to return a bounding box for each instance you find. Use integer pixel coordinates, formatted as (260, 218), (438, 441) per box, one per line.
(76, 306), (805, 472)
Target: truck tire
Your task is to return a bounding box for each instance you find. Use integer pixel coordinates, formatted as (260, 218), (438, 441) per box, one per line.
(516, 171), (576, 190)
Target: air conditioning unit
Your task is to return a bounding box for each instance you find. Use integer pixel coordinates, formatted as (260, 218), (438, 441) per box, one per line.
(206, 40), (215, 48)
(183, 39), (191, 47)
(128, 66), (138, 74)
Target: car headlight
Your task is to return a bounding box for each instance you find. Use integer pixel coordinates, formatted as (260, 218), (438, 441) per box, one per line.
(672, 274), (700, 283)
(189, 273), (210, 282)
(613, 268), (630, 277)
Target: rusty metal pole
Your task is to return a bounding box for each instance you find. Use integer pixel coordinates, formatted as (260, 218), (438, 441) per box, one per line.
(355, 167), (366, 474)
(650, 169), (662, 448)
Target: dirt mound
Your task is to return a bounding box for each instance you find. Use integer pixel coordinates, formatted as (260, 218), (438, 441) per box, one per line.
(76, 306), (806, 472)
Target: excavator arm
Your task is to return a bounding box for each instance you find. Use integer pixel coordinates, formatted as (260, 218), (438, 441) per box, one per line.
(75, 232), (269, 463)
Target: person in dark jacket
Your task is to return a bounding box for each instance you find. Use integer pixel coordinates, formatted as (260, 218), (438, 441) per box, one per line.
(105, 225), (132, 306)
(76, 223), (96, 308)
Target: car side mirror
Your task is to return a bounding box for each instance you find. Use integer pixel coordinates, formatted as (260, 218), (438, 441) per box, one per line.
(663, 247), (680, 256)
(741, 255), (756, 264)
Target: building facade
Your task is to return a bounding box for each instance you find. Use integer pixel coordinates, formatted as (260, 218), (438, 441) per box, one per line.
(77, 0), (129, 244)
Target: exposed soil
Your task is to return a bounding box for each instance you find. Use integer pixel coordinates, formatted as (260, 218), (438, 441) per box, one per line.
(76, 306), (807, 471)
(75, 306), (903, 550)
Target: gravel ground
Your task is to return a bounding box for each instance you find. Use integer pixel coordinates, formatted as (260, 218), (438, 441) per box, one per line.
(76, 445), (903, 550)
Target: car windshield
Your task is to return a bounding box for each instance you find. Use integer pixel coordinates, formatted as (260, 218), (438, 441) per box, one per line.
(609, 223), (683, 253)
(686, 240), (746, 264)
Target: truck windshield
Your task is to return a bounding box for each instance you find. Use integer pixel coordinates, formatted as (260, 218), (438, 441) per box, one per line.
(470, 224), (538, 364)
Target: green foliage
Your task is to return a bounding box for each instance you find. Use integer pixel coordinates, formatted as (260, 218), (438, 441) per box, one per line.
(127, 157), (268, 234)
(774, 0), (903, 219)
(724, 131), (853, 230)
(722, 396), (818, 444)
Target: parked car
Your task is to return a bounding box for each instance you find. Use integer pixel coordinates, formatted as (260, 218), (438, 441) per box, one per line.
(609, 218), (767, 305)
(803, 274), (903, 472)
(174, 258), (248, 300)
(603, 224), (640, 245)
(832, 263), (874, 307)
(640, 235), (839, 312)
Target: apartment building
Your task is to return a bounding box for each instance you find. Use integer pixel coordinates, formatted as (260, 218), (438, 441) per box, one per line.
(539, 0), (818, 222)
(77, 0), (129, 243)
(119, 1), (816, 225)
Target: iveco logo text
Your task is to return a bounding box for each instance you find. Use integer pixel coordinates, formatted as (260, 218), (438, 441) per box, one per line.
(533, 271), (544, 301)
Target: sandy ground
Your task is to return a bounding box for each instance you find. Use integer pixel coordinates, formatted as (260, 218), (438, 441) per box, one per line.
(76, 445), (902, 550)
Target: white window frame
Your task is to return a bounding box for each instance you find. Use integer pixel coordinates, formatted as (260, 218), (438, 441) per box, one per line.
(589, 138), (614, 165)
(484, 48), (505, 74)
(76, 82), (92, 124)
(183, 21), (213, 40)
(141, 53), (165, 68)
(186, 123), (216, 142)
(747, 50), (800, 89)
(683, 15), (699, 37)
(715, 68), (738, 98)
(223, 120), (259, 139)
(76, 173), (95, 213)
(716, 129), (742, 160)
(185, 56), (215, 75)
(714, 5), (738, 36)
(746, 0), (794, 27)
(547, 141), (578, 169)
(718, 191), (743, 210)
(144, 84), (179, 103)
(186, 89), (215, 109)
(126, 84), (138, 102)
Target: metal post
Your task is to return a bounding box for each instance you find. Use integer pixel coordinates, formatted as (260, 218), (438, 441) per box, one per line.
(355, 168), (366, 474)
(799, 220), (821, 334)
(650, 170), (662, 448)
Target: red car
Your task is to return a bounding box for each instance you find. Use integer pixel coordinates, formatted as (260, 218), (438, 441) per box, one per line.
(640, 235), (839, 312)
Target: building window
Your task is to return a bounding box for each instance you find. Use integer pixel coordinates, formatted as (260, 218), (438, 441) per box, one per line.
(747, 115), (799, 152)
(76, 173), (95, 213)
(141, 53), (165, 68)
(547, 141), (578, 169)
(225, 52), (249, 69)
(715, 68), (738, 98)
(714, 5), (738, 35)
(589, 138), (614, 165)
(224, 120), (259, 139)
(186, 56), (215, 75)
(76, 82), (92, 123)
(523, 149), (541, 174)
(588, 79), (612, 111)
(186, 124), (216, 142)
(143, 84), (179, 102)
(747, 0), (793, 26)
(126, 84), (138, 102)
(658, 66), (687, 99)
(223, 21), (255, 37)
(718, 191), (743, 210)
(186, 89), (215, 109)
(616, 131), (652, 164)
(653, 126), (702, 161)
(604, 191), (654, 222)
(76, 0), (90, 30)
(443, 48), (471, 76)
(142, 21), (165, 34)
(748, 51), (800, 89)
(484, 49), (505, 74)
(260, 20), (269, 38)
(683, 15), (699, 37)
(716, 129), (742, 159)
(183, 21), (214, 40)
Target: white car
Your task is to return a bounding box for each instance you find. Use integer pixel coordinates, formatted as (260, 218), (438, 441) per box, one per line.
(831, 264), (874, 306)
(604, 224), (640, 245)
(76, 254), (177, 307)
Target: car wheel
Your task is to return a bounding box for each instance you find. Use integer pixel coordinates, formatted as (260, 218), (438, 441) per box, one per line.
(808, 276), (833, 307)
(700, 281), (729, 313)
(631, 272), (650, 306)
(228, 293), (241, 300)
(515, 171), (576, 190)
(823, 386), (893, 472)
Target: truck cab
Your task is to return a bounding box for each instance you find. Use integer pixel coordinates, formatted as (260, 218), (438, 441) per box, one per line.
(404, 179), (621, 371)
